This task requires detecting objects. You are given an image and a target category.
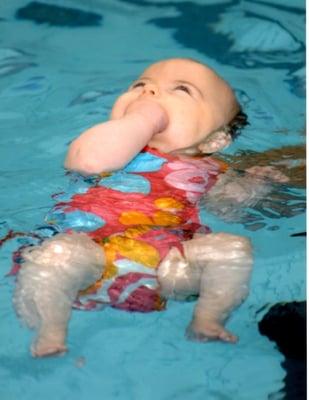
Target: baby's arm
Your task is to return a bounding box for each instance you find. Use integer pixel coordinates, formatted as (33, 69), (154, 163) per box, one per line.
(201, 167), (288, 221)
(65, 100), (168, 175)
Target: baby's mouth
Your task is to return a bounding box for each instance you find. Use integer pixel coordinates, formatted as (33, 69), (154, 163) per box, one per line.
(125, 99), (169, 134)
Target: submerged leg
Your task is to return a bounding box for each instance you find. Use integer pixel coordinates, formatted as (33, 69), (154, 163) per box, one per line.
(183, 233), (253, 342)
(13, 232), (104, 357)
(158, 232), (253, 342)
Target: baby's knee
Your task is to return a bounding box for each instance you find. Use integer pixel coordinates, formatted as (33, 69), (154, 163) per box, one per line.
(23, 232), (103, 268)
(201, 232), (251, 251)
(20, 232), (104, 290)
(214, 232), (252, 257)
(209, 233), (253, 270)
(183, 232), (253, 266)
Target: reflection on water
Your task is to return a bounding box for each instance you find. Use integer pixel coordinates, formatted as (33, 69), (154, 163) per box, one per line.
(16, 1), (103, 27)
(0, 47), (36, 77)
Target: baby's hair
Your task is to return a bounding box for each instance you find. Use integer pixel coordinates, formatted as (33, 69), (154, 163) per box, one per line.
(226, 109), (249, 139)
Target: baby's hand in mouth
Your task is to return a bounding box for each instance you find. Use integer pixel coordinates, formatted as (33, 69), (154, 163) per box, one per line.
(125, 99), (169, 135)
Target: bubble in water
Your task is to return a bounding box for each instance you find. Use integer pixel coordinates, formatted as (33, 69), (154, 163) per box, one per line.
(75, 356), (86, 368)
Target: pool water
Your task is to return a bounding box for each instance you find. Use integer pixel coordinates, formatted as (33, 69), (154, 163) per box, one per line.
(0, 1), (305, 399)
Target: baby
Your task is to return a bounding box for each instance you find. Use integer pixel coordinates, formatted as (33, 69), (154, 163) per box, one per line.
(13, 58), (254, 357)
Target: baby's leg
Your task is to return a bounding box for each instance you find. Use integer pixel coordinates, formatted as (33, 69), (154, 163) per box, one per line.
(183, 233), (253, 342)
(158, 232), (252, 342)
(13, 232), (104, 357)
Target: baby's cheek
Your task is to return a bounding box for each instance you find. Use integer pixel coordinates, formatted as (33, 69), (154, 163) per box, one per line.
(158, 126), (194, 151)
(149, 105), (201, 151)
(169, 115), (201, 147)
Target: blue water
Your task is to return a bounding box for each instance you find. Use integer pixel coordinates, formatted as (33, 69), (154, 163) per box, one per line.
(0, 1), (305, 399)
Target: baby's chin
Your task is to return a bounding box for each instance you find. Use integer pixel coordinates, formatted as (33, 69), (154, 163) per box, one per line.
(148, 127), (200, 154)
(149, 138), (204, 156)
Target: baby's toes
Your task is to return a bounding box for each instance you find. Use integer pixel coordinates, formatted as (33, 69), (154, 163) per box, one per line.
(31, 332), (67, 358)
(217, 329), (238, 343)
(186, 320), (238, 344)
(31, 342), (67, 358)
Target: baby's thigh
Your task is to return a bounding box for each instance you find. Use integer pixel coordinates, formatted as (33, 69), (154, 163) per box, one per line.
(184, 232), (252, 265)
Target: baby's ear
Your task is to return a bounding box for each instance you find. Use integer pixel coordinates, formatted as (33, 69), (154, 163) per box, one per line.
(198, 129), (232, 154)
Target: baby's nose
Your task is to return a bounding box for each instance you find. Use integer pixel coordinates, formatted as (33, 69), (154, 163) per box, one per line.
(142, 83), (159, 96)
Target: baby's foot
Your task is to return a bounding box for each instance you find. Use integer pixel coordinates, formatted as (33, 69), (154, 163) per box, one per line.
(31, 329), (67, 357)
(32, 342), (67, 358)
(186, 318), (238, 343)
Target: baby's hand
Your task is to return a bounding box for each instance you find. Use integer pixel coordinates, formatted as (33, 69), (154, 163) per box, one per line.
(66, 100), (168, 175)
(246, 166), (289, 183)
(124, 99), (168, 135)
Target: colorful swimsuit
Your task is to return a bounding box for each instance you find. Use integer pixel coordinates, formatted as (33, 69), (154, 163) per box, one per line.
(13, 147), (226, 312)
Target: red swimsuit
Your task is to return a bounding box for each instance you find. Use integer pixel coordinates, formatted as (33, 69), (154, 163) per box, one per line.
(16, 147), (227, 312)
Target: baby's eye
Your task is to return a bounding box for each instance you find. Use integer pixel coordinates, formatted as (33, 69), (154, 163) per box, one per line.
(131, 81), (145, 89)
(174, 85), (191, 95)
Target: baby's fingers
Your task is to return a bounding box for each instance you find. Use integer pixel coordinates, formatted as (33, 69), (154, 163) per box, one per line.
(246, 166), (289, 183)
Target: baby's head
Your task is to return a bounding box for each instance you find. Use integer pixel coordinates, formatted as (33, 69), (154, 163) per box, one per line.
(111, 58), (245, 154)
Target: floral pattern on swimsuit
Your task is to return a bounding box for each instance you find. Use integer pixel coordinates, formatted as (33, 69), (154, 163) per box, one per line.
(16, 147), (227, 312)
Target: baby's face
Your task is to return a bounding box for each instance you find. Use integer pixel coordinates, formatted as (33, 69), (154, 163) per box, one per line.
(111, 58), (238, 153)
